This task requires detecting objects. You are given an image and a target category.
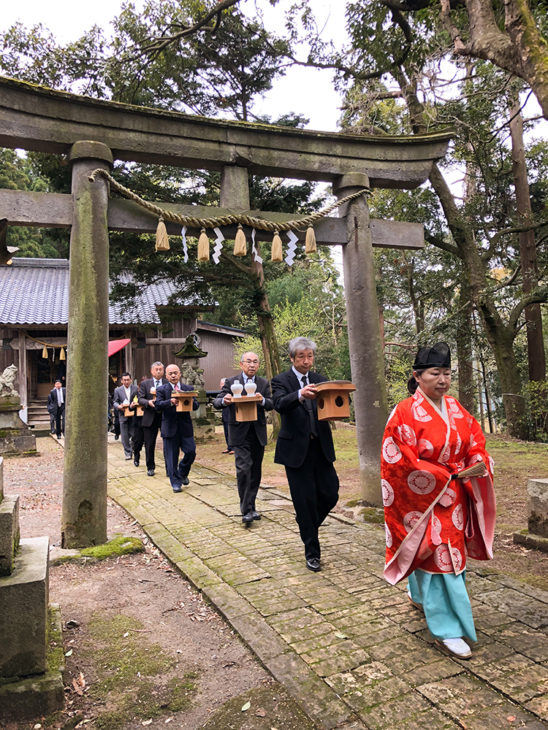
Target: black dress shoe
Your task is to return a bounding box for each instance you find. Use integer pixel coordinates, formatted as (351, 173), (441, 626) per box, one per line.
(242, 512), (254, 525)
(133, 458), (140, 467)
(172, 484), (182, 493)
(181, 476), (189, 486)
(306, 557), (321, 572)
(251, 511), (261, 520)
(147, 469), (155, 477)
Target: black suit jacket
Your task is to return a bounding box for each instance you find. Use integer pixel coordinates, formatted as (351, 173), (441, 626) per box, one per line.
(138, 377), (168, 427)
(47, 387), (66, 415)
(213, 374), (273, 447)
(271, 369), (335, 468)
(155, 382), (198, 439)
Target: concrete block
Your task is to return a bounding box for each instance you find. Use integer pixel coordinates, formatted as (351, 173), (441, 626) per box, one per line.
(0, 604), (65, 722)
(0, 536), (49, 678)
(527, 477), (548, 537)
(0, 494), (20, 575)
(0, 455), (3, 500)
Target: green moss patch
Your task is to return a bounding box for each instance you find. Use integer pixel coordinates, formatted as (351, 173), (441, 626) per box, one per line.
(82, 613), (199, 729)
(359, 507), (385, 524)
(201, 685), (315, 730)
(79, 535), (145, 560)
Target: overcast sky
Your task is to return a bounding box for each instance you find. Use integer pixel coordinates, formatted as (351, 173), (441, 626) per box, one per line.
(2, 0), (346, 131)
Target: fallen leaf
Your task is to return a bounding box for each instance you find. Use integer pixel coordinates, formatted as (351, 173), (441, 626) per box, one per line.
(142, 721), (153, 726)
(123, 632), (129, 637)
(507, 717), (516, 723)
(241, 700), (251, 712)
(71, 678), (84, 696)
(77, 672), (86, 688)
(256, 708), (266, 717)
(65, 649), (73, 657)
(335, 631), (347, 639)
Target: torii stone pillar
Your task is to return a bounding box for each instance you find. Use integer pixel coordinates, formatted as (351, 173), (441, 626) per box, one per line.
(335, 173), (388, 506)
(61, 141), (112, 548)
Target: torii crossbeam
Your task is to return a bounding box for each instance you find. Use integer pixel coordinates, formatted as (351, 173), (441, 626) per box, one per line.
(0, 77), (451, 545)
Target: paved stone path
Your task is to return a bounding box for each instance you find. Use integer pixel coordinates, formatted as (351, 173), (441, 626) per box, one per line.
(108, 444), (548, 729)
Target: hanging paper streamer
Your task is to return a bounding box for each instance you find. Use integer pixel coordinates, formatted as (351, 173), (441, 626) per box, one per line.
(181, 226), (188, 263)
(285, 231), (298, 266)
(212, 227), (224, 264)
(251, 229), (263, 264)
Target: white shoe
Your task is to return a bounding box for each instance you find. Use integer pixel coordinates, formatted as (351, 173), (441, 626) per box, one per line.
(436, 637), (472, 659)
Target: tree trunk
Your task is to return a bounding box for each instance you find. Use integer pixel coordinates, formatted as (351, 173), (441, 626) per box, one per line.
(429, 163), (529, 438)
(456, 281), (476, 413)
(509, 95), (546, 382)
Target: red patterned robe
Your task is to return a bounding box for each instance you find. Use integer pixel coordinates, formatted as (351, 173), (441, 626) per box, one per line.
(382, 388), (496, 586)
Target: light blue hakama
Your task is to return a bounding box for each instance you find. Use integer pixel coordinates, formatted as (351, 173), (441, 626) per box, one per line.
(408, 569), (477, 642)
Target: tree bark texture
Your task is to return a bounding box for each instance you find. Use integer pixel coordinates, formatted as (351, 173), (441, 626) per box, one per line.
(509, 97), (546, 382)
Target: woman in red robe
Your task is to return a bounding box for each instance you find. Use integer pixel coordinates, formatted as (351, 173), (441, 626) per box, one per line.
(382, 342), (496, 659)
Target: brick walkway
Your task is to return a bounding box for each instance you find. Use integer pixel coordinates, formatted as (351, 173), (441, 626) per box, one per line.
(107, 444), (548, 729)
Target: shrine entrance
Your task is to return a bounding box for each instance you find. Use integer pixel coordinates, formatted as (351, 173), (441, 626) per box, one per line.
(0, 76), (451, 546)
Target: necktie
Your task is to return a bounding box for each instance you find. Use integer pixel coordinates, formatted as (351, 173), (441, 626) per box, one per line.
(301, 376), (317, 436)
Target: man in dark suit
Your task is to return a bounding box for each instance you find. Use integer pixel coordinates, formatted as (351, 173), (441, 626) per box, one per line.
(271, 337), (339, 572)
(47, 379), (66, 439)
(155, 363), (199, 493)
(214, 353), (273, 524)
(113, 372), (139, 460)
(138, 361), (167, 476)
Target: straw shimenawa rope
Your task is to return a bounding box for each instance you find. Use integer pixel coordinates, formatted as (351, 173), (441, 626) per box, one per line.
(88, 168), (371, 233)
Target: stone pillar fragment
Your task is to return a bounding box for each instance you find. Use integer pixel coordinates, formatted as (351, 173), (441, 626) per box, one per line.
(62, 141), (112, 548)
(334, 173), (388, 506)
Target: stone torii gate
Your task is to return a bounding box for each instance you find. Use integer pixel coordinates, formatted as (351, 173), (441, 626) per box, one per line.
(0, 77), (451, 547)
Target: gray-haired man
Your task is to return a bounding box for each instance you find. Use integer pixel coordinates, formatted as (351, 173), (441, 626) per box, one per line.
(271, 337), (339, 572)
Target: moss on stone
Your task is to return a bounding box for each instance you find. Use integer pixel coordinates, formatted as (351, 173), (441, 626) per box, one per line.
(79, 535), (144, 560)
(359, 507), (385, 524)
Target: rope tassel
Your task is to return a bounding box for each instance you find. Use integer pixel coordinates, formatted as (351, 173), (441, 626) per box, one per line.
(198, 228), (210, 261)
(60, 347), (66, 361)
(155, 217), (170, 251)
(42, 345), (48, 359)
(233, 224), (247, 257)
(271, 231), (283, 262)
(305, 226), (317, 254)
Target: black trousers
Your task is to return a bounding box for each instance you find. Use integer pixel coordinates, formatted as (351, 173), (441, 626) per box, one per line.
(233, 429), (264, 515)
(285, 437), (339, 560)
(54, 405), (65, 437)
(132, 417), (144, 456)
(142, 413), (162, 470)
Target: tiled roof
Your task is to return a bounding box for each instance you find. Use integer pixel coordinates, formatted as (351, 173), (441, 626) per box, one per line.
(0, 258), (203, 325)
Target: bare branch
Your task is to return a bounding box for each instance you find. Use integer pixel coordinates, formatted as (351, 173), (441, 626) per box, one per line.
(509, 285), (548, 332)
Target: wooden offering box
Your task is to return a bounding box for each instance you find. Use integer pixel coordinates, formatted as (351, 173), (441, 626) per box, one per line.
(234, 394), (263, 422)
(135, 406), (144, 417)
(122, 405), (134, 418)
(172, 391), (198, 412)
(315, 381), (356, 421)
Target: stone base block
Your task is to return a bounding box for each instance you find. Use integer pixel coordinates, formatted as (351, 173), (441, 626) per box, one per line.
(513, 530), (548, 553)
(0, 536), (49, 678)
(528, 477), (548, 538)
(0, 455), (4, 499)
(0, 427), (38, 457)
(0, 605), (65, 722)
(0, 494), (20, 575)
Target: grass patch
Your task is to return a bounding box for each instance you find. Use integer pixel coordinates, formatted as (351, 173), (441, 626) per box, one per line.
(79, 535), (144, 561)
(82, 613), (199, 728)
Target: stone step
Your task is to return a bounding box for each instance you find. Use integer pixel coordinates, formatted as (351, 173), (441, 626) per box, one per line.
(0, 456), (3, 500)
(0, 494), (20, 575)
(0, 536), (49, 679)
